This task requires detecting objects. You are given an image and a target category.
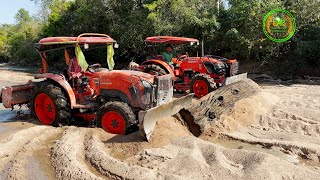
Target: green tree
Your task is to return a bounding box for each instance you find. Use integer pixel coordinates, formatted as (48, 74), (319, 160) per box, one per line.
(15, 8), (33, 24)
(1, 0), (319, 77)
(0, 25), (14, 62)
(43, 0), (155, 66)
(6, 8), (42, 64)
(145, 0), (219, 38)
(209, 0), (319, 77)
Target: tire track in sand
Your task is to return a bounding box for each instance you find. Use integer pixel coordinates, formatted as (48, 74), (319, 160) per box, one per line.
(84, 131), (159, 180)
(51, 127), (105, 180)
(222, 131), (320, 161)
(257, 114), (320, 137)
(5, 127), (62, 179)
(0, 126), (50, 173)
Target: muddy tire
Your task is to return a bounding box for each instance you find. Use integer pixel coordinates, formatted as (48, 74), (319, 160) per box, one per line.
(97, 101), (136, 135)
(143, 64), (167, 76)
(31, 80), (71, 127)
(190, 74), (217, 98)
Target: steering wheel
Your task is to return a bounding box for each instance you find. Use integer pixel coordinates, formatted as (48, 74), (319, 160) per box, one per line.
(177, 54), (188, 61)
(179, 55), (188, 60)
(88, 63), (101, 72)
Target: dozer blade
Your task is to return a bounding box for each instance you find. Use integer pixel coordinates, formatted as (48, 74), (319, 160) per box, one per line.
(139, 94), (194, 141)
(225, 73), (248, 86)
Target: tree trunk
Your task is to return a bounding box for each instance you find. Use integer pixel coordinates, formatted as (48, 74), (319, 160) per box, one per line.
(216, 0), (220, 15)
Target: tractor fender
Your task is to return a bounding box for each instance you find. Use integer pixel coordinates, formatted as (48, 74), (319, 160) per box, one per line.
(142, 60), (175, 77)
(34, 73), (77, 109)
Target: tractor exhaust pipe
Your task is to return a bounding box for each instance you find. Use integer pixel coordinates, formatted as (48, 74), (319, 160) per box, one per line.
(201, 39), (205, 57)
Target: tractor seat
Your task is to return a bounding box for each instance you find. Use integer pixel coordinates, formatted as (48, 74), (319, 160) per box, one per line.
(67, 57), (82, 79)
(156, 55), (163, 60)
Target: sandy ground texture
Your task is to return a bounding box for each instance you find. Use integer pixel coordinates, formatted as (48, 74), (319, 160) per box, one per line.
(0, 69), (319, 180)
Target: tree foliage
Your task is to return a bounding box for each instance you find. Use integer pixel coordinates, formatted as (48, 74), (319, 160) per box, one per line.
(145, 0), (219, 38)
(0, 8), (41, 64)
(1, 0), (320, 77)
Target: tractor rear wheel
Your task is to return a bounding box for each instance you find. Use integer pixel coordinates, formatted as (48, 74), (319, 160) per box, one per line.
(31, 81), (71, 126)
(97, 101), (136, 135)
(143, 64), (167, 76)
(190, 74), (217, 98)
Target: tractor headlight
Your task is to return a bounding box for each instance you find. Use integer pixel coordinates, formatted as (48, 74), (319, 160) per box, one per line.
(141, 80), (153, 108)
(155, 75), (173, 106)
(141, 80), (153, 93)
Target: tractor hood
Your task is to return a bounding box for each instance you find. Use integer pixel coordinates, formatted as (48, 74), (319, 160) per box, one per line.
(89, 70), (173, 111)
(188, 57), (224, 65)
(92, 70), (155, 84)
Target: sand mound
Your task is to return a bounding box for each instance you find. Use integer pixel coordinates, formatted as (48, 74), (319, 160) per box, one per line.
(102, 117), (192, 161)
(82, 79), (312, 179)
(126, 137), (320, 180)
(216, 84), (320, 163)
(48, 118), (193, 180)
(179, 79), (262, 137)
(201, 91), (279, 138)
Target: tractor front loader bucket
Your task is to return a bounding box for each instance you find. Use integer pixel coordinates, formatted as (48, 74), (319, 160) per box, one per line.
(139, 94), (194, 141)
(225, 73), (248, 86)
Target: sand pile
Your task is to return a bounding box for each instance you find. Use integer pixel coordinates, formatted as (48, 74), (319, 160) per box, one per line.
(102, 117), (192, 161)
(180, 79), (262, 136)
(48, 117), (193, 179)
(48, 124), (320, 180)
(200, 91), (279, 138)
(126, 137), (320, 180)
(76, 79), (319, 179)
(217, 84), (320, 163)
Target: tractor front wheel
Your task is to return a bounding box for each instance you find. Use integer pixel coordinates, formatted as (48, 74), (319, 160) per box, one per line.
(190, 74), (217, 98)
(97, 101), (136, 135)
(31, 81), (71, 126)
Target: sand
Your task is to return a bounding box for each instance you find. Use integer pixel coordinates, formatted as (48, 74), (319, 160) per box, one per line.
(0, 69), (319, 179)
(220, 85), (320, 162)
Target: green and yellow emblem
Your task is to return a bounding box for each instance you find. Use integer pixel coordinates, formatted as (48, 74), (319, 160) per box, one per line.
(263, 9), (296, 43)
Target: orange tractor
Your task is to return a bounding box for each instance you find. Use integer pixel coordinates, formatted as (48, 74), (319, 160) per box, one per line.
(130, 36), (247, 98)
(0, 33), (192, 140)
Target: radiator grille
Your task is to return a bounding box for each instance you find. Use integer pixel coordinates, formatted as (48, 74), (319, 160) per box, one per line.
(155, 74), (173, 106)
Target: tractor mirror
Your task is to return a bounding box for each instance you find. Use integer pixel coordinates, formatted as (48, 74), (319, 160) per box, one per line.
(84, 43), (89, 49)
(114, 43), (119, 49)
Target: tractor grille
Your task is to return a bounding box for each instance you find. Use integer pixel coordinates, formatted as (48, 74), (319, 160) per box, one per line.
(155, 74), (173, 106)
